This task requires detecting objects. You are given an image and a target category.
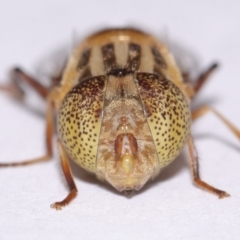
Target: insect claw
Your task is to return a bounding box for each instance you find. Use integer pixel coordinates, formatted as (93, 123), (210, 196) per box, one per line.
(50, 202), (63, 210)
(218, 191), (230, 199)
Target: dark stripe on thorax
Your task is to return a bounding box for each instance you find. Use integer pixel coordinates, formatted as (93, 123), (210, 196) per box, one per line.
(126, 43), (141, 72)
(102, 42), (142, 77)
(151, 46), (167, 75)
(77, 49), (91, 69)
(77, 48), (93, 83)
(102, 43), (117, 73)
(80, 67), (92, 81)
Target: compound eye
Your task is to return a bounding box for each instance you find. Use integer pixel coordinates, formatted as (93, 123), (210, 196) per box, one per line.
(57, 76), (106, 172)
(136, 73), (191, 167)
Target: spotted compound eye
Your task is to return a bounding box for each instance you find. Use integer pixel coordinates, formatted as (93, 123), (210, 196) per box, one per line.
(136, 73), (191, 167)
(57, 76), (106, 172)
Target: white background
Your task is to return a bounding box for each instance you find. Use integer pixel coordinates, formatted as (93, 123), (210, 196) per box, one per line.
(0, 1), (240, 239)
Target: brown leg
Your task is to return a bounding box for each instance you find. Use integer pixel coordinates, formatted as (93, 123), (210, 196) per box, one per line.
(51, 141), (77, 210)
(192, 106), (240, 139)
(187, 135), (230, 198)
(0, 97), (54, 167)
(0, 83), (25, 101)
(0, 67), (48, 100)
(193, 63), (218, 96)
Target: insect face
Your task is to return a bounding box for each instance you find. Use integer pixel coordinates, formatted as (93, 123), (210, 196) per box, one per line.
(58, 50), (191, 191)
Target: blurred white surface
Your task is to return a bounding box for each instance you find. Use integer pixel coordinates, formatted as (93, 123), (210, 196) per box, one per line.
(0, 1), (240, 240)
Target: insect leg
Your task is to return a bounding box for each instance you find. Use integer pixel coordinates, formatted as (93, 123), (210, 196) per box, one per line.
(193, 63), (218, 95)
(0, 68), (48, 100)
(0, 97), (54, 167)
(51, 141), (77, 210)
(192, 106), (240, 139)
(187, 134), (230, 198)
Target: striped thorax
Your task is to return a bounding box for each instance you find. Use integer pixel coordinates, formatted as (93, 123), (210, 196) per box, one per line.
(56, 29), (191, 192)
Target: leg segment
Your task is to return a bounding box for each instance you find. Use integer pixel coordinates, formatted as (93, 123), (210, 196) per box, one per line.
(0, 97), (54, 167)
(187, 135), (230, 198)
(192, 106), (240, 139)
(51, 141), (77, 210)
(0, 68), (48, 100)
(193, 63), (218, 96)
(0, 83), (24, 101)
